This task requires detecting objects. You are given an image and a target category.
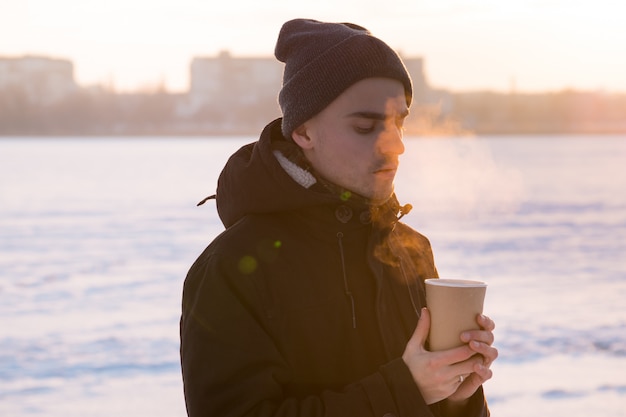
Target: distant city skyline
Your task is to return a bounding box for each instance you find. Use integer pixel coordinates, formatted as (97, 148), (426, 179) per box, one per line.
(2, 0), (626, 93)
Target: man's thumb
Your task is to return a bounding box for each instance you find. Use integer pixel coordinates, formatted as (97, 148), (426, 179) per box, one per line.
(410, 307), (431, 348)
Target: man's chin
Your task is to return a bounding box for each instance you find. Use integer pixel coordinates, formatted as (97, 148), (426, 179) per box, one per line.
(369, 187), (395, 205)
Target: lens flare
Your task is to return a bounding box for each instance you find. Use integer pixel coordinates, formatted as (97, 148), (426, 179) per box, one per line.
(238, 255), (257, 274)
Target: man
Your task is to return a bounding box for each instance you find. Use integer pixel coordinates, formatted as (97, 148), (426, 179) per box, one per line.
(180, 18), (497, 417)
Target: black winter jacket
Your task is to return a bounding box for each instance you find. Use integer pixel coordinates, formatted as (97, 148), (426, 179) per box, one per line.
(180, 118), (489, 417)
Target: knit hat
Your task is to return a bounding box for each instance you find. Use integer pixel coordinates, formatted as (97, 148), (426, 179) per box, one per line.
(275, 18), (413, 139)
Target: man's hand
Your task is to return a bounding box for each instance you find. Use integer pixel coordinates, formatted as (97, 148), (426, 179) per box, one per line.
(447, 313), (497, 403)
(401, 308), (498, 405)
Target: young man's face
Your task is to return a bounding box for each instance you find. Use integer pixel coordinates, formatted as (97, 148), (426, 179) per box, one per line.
(293, 77), (408, 203)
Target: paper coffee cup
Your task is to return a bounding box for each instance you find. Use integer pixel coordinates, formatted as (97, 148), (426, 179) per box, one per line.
(425, 279), (487, 351)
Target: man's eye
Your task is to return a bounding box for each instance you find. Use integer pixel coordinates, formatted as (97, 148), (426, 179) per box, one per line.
(354, 124), (376, 134)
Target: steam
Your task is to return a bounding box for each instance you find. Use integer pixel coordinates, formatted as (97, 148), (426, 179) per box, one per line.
(396, 136), (526, 220)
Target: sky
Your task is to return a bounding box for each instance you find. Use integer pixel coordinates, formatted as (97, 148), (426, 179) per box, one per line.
(2, 0), (626, 93)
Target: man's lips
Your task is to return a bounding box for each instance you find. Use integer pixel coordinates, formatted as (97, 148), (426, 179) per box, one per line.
(374, 165), (398, 174)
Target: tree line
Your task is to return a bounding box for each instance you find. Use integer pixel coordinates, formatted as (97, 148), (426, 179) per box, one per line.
(1, 85), (625, 136)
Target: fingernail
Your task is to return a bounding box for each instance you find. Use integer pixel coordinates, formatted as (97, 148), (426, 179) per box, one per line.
(471, 341), (480, 348)
(461, 332), (470, 342)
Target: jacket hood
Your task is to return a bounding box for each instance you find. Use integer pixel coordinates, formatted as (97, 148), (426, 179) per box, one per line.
(215, 118), (335, 228)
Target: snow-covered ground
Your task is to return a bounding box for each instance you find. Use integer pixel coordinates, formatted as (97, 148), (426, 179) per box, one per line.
(1, 136), (624, 416)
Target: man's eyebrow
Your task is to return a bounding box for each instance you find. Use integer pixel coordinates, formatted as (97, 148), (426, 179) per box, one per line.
(346, 110), (409, 120)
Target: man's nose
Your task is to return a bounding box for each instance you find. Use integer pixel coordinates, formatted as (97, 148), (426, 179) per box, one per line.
(379, 122), (405, 156)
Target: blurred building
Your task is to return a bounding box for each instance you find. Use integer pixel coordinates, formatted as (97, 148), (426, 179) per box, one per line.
(186, 51), (436, 113)
(187, 51), (282, 115)
(401, 56), (429, 100)
(0, 56), (78, 104)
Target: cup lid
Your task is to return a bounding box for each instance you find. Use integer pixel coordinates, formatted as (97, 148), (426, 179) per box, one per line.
(425, 278), (487, 287)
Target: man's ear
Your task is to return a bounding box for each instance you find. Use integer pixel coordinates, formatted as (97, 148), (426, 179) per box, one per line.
(291, 123), (314, 150)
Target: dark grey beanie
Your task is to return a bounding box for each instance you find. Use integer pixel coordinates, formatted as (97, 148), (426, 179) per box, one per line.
(275, 18), (413, 139)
